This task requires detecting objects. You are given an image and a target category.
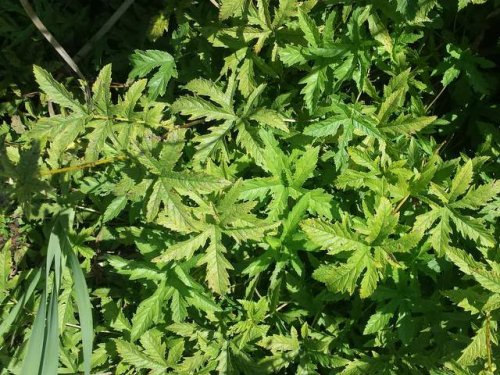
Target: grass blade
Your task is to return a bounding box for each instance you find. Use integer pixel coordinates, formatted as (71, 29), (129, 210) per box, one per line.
(66, 243), (94, 375)
(20, 289), (47, 374)
(0, 269), (41, 342)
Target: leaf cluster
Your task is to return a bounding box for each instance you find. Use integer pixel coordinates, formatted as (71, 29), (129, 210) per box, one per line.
(1, 1), (500, 374)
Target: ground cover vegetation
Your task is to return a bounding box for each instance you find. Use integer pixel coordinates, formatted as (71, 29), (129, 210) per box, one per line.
(0, 0), (500, 373)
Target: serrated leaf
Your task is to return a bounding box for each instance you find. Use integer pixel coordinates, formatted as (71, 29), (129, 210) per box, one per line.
(301, 219), (366, 255)
(129, 50), (177, 99)
(363, 310), (392, 334)
(130, 286), (166, 341)
(377, 88), (404, 125)
(171, 96), (236, 122)
(140, 330), (168, 366)
(249, 108), (289, 132)
(300, 67), (327, 112)
(220, 0), (246, 20)
(184, 78), (229, 108)
(360, 262), (379, 298)
(33, 65), (85, 113)
(366, 198), (397, 244)
(380, 116), (436, 135)
(102, 196), (127, 223)
(304, 116), (344, 137)
(115, 339), (166, 370)
(201, 228), (233, 295)
(92, 64), (112, 115)
(457, 324), (489, 366)
(297, 8), (321, 47)
(154, 231), (210, 263)
(313, 249), (369, 295)
(449, 160), (473, 202)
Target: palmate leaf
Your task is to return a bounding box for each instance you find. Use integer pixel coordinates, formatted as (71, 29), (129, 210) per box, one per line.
(107, 255), (164, 281)
(377, 88), (405, 125)
(193, 121), (233, 162)
(140, 329), (168, 367)
(249, 108), (288, 132)
(303, 198), (406, 297)
(303, 116), (344, 138)
(313, 248), (371, 295)
(367, 12), (393, 55)
(173, 79), (287, 162)
(224, 221), (279, 243)
(366, 198), (398, 244)
(129, 49), (177, 99)
(83, 119), (112, 162)
(184, 78), (231, 108)
(116, 79), (147, 119)
(130, 284), (167, 341)
(102, 195), (127, 223)
(360, 262), (379, 299)
(171, 77), (236, 121)
(292, 146), (319, 188)
(451, 180), (500, 210)
(415, 160), (498, 256)
(154, 231), (211, 263)
(304, 102), (385, 169)
(430, 209), (451, 256)
(46, 116), (86, 166)
(138, 141), (229, 223)
(363, 310), (392, 335)
(240, 131), (331, 220)
(154, 183), (275, 295)
(449, 160), (473, 202)
(238, 56), (258, 97)
(450, 210), (495, 247)
(109, 255), (220, 324)
(458, 0), (488, 11)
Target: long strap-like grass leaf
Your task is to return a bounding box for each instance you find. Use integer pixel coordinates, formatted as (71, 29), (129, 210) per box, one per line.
(20, 209), (93, 375)
(66, 237), (94, 375)
(0, 268), (41, 343)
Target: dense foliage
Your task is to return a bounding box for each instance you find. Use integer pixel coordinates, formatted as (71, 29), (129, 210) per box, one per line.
(1, 0), (500, 374)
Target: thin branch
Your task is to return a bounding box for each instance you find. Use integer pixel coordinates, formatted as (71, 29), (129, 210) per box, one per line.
(209, 0), (220, 8)
(73, 0), (136, 63)
(19, 0), (90, 103)
(393, 194), (410, 214)
(264, 302), (290, 319)
(486, 313), (492, 372)
(110, 82), (130, 89)
(180, 119), (206, 129)
(22, 91), (40, 98)
(425, 85), (446, 111)
(40, 155), (126, 176)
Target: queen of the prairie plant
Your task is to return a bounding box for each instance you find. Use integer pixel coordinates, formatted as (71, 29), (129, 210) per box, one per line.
(0, 0), (499, 374)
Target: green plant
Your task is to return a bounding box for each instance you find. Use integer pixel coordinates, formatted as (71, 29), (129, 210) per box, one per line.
(1, 0), (499, 374)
